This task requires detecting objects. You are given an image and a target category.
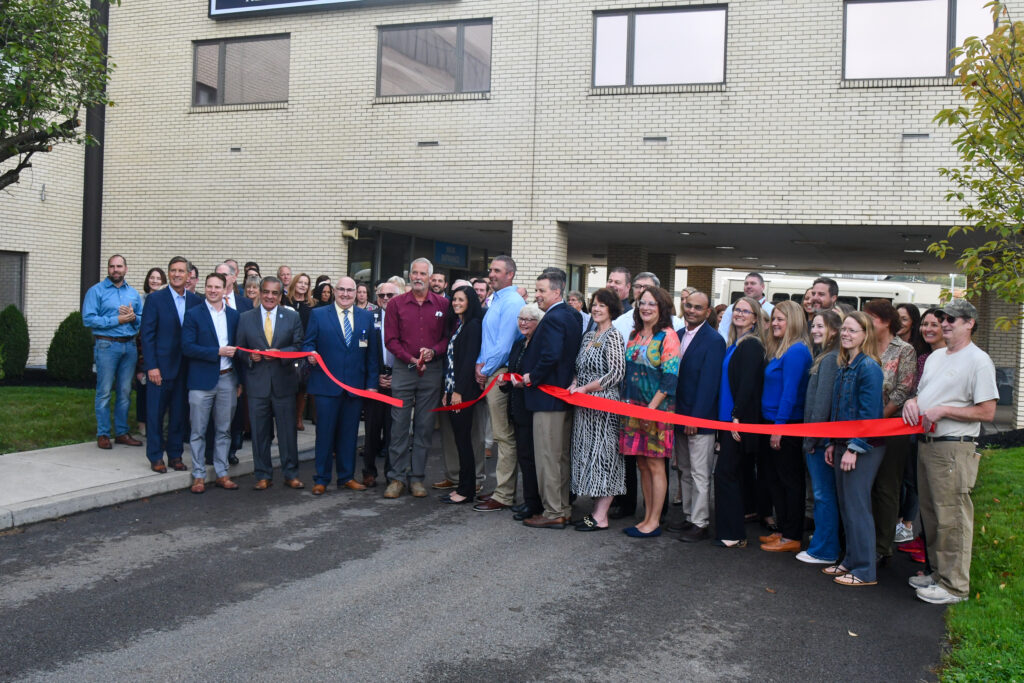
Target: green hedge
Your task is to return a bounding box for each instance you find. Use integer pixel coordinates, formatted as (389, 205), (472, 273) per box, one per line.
(47, 312), (96, 382)
(0, 305), (29, 380)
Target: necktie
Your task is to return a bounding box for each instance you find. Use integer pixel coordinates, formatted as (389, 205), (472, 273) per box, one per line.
(264, 311), (273, 346)
(343, 309), (352, 345)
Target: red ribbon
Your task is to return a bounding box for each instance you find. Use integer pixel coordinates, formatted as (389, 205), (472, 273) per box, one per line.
(436, 372), (924, 439)
(236, 348), (403, 408)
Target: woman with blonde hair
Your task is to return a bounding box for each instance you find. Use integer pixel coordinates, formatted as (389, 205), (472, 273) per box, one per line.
(823, 311), (884, 586)
(759, 300), (813, 553)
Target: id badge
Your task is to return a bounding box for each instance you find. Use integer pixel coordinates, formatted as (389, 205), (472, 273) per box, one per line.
(359, 329), (369, 348)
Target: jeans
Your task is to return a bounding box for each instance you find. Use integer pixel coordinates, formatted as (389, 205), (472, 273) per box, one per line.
(804, 446), (840, 562)
(835, 444), (885, 583)
(94, 339), (136, 438)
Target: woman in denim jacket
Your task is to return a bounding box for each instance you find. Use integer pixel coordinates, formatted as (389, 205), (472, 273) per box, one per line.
(823, 311), (885, 586)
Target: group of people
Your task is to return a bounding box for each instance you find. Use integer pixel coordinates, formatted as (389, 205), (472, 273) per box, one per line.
(83, 257), (997, 606)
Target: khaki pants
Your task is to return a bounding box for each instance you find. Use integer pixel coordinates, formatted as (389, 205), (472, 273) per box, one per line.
(486, 368), (519, 505)
(533, 410), (572, 519)
(918, 441), (980, 598)
(675, 432), (717, 528)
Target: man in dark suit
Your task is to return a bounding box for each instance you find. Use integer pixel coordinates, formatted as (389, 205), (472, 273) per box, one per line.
(520, 269), (582, 529)
(361, 281), (399, 487)
(304, 276), (379, 495)
(215, 261), (252, 463)
(182, 272), (242, 493)
(236, 276), (305, 490)
(140, 256), (202, 473)
(671, 291), (725, 542)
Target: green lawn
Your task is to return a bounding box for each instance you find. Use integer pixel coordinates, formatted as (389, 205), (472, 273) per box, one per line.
(942, 446), (1024, 681)
(0, 386), (137, 454)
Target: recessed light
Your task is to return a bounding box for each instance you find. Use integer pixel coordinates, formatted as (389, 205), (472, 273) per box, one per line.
(678, 231), (705, 237)
(903, 249), (925, 253)
(903, 259), (920, 265)
(761, 264), (777, 268)
(741, 256), (758, 261)
(715, 246), (735, 250)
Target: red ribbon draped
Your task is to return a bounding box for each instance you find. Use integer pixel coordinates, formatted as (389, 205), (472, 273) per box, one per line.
(236, 348), (403, 408)
(435, 372), (925, 439)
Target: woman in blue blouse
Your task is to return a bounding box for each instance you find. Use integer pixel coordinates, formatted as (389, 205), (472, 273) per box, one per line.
(759, 300), (813, 553)
(823, 311), (885, 586)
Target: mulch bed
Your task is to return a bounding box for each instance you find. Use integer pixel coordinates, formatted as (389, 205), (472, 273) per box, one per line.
(0, 368), (94, 390)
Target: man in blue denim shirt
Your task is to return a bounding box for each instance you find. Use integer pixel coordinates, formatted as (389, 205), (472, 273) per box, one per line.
(82, 254), (144, 450)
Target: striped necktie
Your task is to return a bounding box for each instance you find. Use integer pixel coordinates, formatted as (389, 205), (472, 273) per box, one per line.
(343, 309), (352, 345)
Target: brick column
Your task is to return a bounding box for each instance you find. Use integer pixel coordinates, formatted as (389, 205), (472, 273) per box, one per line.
(973, 290), (1023, 429)
(647, 253), (676, 293)
(512, 220), (568, 283)
(685, 266), (715, 298)
(607, 243), (648, 282)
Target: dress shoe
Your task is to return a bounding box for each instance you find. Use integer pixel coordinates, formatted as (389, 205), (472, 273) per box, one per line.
(228, 454), (239, 466)
(476, 493), (493, 503)
(383, 480), (405, 498)
(510, 503), (531, 515)
(760, 538), (801, 553)
(150, 462), (167, 473)
(623, 526), (662, 538)
(215, 476), (239, 490)
(97, 435), (112, 450)
(432, 478), (457, 490)
(608, 506), (632, 520)
(523, 515), (568, 529)
(759, 531), (782, 544)
(362, 474), (377, 488)
(341, 479), (367, 491)
(284, 478), (305, 489)
(410, 481), (428, 498)
(169, 459), (187, 471)
(666, 519), (695, 533)
(678, 525), (710, 543)
(252, 479), (272, 490)
(575, 515), (609, 532)
(190, 478), (205, 494)
(439, 493), (472, 505)
(312, 484), (327, 495)
(473, 499), (507, 512)
(513, 508), (539, 521)
(114, 433), (143, 446)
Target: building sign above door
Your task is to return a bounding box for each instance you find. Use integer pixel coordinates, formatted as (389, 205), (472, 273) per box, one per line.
(210, 0), (427, 19)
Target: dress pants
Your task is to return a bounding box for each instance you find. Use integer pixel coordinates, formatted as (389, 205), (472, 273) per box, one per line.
(249, 392), (299, 481)
(449, 407), (477, 498)
(762, 433), (805, 541)
(485, 368), (518, 506)
(440, 405), (485, 485)
(387, 362), (442, 483)
(363, 387), (393, 479)
(872, 434), (911, 558)
(532, 410), (572, 520)
(835, 444), (885, 583)
(188, 373), (237, 479)
(145, 374), (187, 464)
(675, 431), (717, 528)
(918, 441), (979, 598)
(312, 393), (362, 486)
(713, 432), (748, 541)
(513, 418), (542, 515)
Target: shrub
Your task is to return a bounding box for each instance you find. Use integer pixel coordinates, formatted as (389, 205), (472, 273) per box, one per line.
(0, 344), (5, 381)
(0, 305), (29, 380)
(47, 312), (96, 382)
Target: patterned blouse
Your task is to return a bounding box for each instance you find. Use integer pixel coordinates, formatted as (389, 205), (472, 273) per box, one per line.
(880, 336), (917, 409)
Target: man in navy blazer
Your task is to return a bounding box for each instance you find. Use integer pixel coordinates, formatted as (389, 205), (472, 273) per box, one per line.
(182, 272), (242, 493)
(140, 256), (203, 473)
(304, 276), (379, 495)
(216, 261), (253, 462)
(520, 269), (582, 529)
(672, 291), (726, 542)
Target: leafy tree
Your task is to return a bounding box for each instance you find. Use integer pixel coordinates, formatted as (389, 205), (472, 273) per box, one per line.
(0, 0), (115, 192)
(932, 1), (1024, 328)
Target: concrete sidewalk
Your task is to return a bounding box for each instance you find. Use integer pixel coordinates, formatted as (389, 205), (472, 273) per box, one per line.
(0, 429), (329, 530)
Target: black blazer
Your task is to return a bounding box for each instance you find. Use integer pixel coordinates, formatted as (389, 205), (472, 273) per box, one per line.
(445, 317), (483, 401)
(727, 336), (766, 454)
(522, 302), (583, 412)
(502, 335), (531, 426)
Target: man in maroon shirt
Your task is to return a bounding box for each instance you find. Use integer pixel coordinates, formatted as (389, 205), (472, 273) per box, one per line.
(383, 258), (453, 498)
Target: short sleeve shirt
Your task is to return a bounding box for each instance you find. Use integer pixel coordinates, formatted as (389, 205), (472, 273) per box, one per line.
(916, 343), (999, 437)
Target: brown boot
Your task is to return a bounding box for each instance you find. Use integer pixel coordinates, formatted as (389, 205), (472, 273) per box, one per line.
(296, 392), (307, 431)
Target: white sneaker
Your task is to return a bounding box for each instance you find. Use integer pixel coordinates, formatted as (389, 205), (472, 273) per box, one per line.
(908, 573), (936, 589)
(916, 583), (967, 604)
(796, 550), (834, 565)
(894, 522), (915, 544)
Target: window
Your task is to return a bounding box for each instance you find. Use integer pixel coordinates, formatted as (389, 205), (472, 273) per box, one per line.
(0, 251), (26, 312)
(377, 20), (492, 96)
(844, 0), (993, 79)
(192, 35), (290, 106)
(593, 7), (727, 87)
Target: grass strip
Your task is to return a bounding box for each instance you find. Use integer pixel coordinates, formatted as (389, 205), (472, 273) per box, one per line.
(0, 386), (136, 454)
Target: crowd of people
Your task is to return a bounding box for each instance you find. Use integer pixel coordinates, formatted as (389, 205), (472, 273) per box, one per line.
(82, 256), (998, 606)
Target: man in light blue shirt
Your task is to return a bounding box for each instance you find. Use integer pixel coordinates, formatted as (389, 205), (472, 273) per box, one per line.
(82, 254), (144, 449)
(472, 255), (523, 511)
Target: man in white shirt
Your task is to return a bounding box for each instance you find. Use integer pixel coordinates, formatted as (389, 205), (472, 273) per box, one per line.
(902, 300), (998, 605)
(718, 272), (774, 342)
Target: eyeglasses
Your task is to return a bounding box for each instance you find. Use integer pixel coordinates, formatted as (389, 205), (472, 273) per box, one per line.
(733, 308), (753, 316)
(637, 300), (659, 309)
(378, 292), (396, 299)
(517, 317), (538, 323)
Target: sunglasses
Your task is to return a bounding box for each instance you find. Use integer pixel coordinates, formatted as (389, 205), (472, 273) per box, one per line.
(378, 292), (396, 299)
(940, 314), (961, 324)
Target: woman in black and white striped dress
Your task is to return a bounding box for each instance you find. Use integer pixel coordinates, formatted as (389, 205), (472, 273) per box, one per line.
(570, 287), (626, 531)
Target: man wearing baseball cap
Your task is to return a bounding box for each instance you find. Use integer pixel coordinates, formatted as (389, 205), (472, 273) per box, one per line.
(902, 299), (998, 604)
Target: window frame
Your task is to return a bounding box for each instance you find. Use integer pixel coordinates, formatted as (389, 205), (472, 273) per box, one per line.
(842, 0), (994, 80)
(375, 19), (493, 98)
(591, 5), (729, 88)
(191, 33), (291, 107)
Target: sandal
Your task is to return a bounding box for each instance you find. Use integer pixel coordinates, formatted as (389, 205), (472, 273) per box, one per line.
(822, 564), (849, 576)
(833, 574), (877, 587)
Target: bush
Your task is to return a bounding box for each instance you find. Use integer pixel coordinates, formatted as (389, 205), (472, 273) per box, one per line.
(0, 305), (29, 380)
(47, 312), (96, 382)
(0, 344), (5, 381)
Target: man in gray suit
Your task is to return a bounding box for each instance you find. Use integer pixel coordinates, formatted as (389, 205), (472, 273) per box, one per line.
(236, 276), (305, 490)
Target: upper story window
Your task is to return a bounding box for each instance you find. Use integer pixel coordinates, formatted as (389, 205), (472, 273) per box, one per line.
(377, 20), (492, 97)
(593, 6), (727, 87)
(844, 0), (993, 79)
(193, 35), (290, 106)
